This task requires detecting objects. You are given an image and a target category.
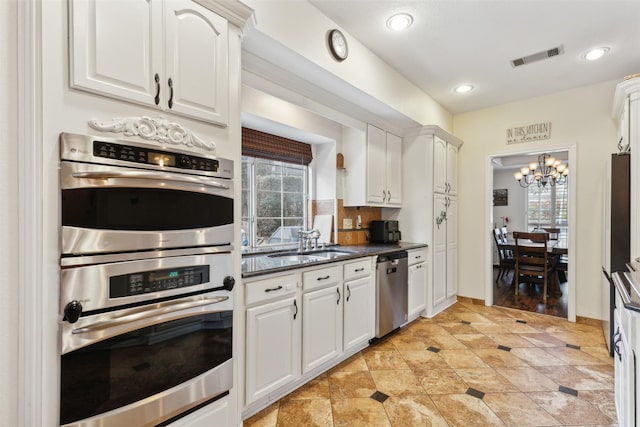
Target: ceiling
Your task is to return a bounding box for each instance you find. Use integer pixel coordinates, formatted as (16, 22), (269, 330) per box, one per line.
(308, 0), (640, 114)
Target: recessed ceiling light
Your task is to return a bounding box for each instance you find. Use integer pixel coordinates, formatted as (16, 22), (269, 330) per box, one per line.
(454, 84), (474, 94)
(584, 47), (610, 61)
(386, 13), (413, 31)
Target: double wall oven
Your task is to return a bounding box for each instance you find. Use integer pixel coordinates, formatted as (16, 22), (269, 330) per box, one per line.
(59, 133), (235, 427)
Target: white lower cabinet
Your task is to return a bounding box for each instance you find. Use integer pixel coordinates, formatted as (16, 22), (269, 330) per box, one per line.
(343, 259), (375, 351)
(245, 274), (301, 405)
(302, 284), (343, 372)
(408, 248), (428, 321)
(613, 306), (635, 427)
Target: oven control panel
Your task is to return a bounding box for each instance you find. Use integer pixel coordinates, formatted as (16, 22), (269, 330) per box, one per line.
(110, 265), (210, 298)
(93, 140), (219, 172)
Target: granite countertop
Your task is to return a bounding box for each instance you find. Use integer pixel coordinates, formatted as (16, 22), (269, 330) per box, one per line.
(613, 261), (640, 313)
(241, 242), (428, 278)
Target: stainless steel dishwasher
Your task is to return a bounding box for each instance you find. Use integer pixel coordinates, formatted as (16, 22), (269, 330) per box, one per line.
(374, 250), (408, 339)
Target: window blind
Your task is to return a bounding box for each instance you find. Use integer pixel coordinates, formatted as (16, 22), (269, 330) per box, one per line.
(242, 127), (313, 166)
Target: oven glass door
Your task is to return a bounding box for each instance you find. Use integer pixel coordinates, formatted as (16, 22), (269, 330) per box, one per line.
(60, 310), (232, 425)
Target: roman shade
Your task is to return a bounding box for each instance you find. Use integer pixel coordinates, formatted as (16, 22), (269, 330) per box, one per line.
(242, 127), (313, 165)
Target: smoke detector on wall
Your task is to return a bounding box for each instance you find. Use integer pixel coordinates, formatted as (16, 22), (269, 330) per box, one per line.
(510, 45), (564, 68)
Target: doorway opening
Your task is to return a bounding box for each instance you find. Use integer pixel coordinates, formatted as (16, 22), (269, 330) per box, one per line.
(489, 148), (573, 319)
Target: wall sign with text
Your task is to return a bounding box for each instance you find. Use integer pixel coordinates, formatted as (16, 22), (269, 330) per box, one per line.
(506, 122), (551, 144)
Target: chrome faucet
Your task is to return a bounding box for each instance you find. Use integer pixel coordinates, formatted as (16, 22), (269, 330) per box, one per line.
(297, 228), (321, 252)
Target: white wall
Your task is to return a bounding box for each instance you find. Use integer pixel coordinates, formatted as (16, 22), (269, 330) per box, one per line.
(454, 79), (619, 320)
(0, 1), (19, 425)
(493, 168), (526, 233)
(241, 0), (452, 131)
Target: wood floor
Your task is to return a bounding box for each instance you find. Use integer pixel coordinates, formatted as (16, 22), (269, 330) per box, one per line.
(493, 266), (568, 319)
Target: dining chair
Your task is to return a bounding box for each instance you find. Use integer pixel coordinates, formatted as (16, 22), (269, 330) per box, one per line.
(513, 231), (556, 303)
(493, 228), (515, 283)
(543, 227), (561, 241)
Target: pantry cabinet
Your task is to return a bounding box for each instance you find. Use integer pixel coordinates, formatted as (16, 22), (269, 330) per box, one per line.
(344, 124), (402, 207)
(70, 0), (229, 126)
(398, 126), (463, 317)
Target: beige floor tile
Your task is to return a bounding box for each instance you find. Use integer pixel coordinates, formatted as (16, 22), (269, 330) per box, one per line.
(495, 319), (542, 334)
(430, 393), (507, 426)
(536, 365), (614, 391)
(453, 312), (494, 324)
(454, 333), (501, 348)
(549, 330), (608, 347)
(472, 348), (531, 368)
(277, 398), (334, 427)
(494, 366), (558, 392)
(454, 368), (519, 392)
(581, 345), (615, 364)
(510, 347), (568, 366)
(543, 346), (604, 365)
(363, 349), (410, 371)
(469, 322), (515, 335)
(284, 375), (330, 400)
(419, 368), (469, 394)
(398, 349), (450, 375)
(486, 333), (538, 348)
(331, 397), (391, 427)
(438, 321), (479, 335)
(482, 392), (560, 426)
(426, 332), (468, 350)
(370, 369), (425, 397)
(328, 371), (377, 399)
(328, 353), (370, 373)
(439, 349), (490, 369)
(243, 403), (279, 427)
(579, 390), (618, 421)
(383, 395), (449, 427)
(389, 330), (430, 351)
(519, 332), (568, 347)
(528, 391), (615, 425)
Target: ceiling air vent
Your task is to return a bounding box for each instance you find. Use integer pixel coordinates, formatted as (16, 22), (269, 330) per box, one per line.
(510, 45), (564, 68)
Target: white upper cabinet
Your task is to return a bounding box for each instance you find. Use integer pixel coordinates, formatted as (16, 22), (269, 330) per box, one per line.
(70, 0), (229, 126)
(344, 124), (402, 207)
(433, 135), (458, 195)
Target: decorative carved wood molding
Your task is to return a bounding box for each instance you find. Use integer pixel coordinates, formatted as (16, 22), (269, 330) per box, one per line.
(89, 116), (216, 152)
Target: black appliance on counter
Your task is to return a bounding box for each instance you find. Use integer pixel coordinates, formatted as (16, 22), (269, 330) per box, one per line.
(602, 152), (630, 356)
(370, 220), (401, 243)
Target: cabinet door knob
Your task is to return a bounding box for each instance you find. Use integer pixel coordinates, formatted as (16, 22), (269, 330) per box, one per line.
(168, 78), (174, 109)
(154, 73), (160, 105)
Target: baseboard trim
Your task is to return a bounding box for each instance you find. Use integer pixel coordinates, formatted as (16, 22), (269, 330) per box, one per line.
(575, 316), (603, 328)
(457, 296), (485, 306)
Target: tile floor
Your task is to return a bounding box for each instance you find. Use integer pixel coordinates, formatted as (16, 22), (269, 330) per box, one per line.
(244, 300), (616, 427)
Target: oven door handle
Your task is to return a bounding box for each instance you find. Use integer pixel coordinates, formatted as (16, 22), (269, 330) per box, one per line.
(71, 296), (229, 335)
(72, 171), (230, 190)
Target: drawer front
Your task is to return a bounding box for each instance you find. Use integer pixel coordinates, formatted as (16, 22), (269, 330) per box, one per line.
(245, 274), (299, 306)
(344, 258), (372, 281)
(408, 248), (428, 266)
(303, 265), (343, 292)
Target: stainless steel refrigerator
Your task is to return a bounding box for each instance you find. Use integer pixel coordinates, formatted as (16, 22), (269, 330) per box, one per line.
(602, 152), (630, 355)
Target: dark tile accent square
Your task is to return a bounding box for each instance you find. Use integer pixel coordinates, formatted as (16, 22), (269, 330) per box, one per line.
(461, 320), (471, 325)
(497, 345), (512, 352)
(566, 343), (581, 350)
(516, 320), (527, 324)
(427, 346), (441, 353)
(466, 388), (485, 399)
(559, 385), (578, 396)
(370, 391), (389, 403)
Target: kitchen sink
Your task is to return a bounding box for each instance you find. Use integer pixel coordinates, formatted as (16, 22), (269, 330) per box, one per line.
(268, 248), (358, 260)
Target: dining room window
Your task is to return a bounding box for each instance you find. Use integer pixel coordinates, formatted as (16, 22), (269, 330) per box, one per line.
(526, 183), (568, 238)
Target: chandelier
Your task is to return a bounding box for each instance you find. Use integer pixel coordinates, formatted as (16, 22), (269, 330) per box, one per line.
(513, 153), (568, 188)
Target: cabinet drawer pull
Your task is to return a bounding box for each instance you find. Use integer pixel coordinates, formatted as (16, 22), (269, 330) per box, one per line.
(317, 275), (331, 281)
(264, 285), (283, 293)
(354, 268), (365, 272)
(168, 77), (174, 108)
(154, 73), (160, 105)
(293, 299), (298, 320)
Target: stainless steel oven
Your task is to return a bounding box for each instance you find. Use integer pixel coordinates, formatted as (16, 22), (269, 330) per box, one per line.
(60, 132), (233, 257)
(59, 132), (237, 426)
(59, 253), (235, 427)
